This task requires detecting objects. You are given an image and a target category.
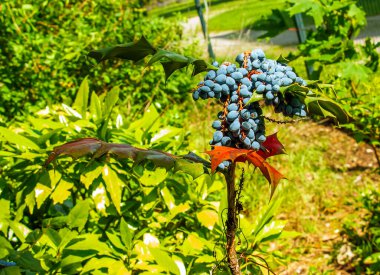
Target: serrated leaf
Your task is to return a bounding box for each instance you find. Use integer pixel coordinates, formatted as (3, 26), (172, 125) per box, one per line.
(206, 146), (285, 199)
(88, 36), (156, 63)
(258, 133), (286, 159)
(89, 36), (215, 80)
(277, 55), (289, 64)
(191, 59), (218, 76)
(279, 83), (309, 94)
(147, 49), (189, 66)
(305, 96), (353, 124)
(161, 60), (188, 81)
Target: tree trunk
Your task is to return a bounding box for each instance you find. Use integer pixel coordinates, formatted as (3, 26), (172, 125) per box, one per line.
(224, 162), (241, 275)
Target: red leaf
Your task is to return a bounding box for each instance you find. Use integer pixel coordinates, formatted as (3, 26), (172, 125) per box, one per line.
(258, 132), (286, 159)
(206, 145), (285, 198)
(205, 146), (250, 172)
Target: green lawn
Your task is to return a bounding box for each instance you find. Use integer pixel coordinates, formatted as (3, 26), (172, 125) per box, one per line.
(149, 0), (290, 32)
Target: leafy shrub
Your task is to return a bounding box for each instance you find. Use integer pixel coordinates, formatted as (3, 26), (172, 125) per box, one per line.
(0, 0), (198, 119)
(0, 80), (291, 274)
(283, 0), (380, 152)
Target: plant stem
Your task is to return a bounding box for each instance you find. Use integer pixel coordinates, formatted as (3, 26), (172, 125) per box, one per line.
(224, 162), (241, 275)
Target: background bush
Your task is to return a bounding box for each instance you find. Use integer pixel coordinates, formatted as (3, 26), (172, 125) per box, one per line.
(0, 0), (198, 120)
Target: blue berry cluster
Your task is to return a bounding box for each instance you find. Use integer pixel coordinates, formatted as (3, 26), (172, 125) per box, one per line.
(191, 49), (308, 170)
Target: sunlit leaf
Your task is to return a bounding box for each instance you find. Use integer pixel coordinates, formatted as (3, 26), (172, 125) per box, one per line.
(149, 248), (180, 275)
(67, 199), (91, 232)
(51, 180), (73, 204)
(73, 77), (89, 118)
(0, 127), (39, 150)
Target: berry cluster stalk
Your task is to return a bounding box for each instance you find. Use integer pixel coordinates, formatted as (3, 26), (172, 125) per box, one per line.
(224, 162), (241, 275)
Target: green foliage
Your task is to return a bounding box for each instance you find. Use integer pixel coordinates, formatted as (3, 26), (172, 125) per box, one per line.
(0, 0), (197, 119)
(0, 80), (289, 273)
(335, 190), (380, 273)
(284, 0), (380, 147)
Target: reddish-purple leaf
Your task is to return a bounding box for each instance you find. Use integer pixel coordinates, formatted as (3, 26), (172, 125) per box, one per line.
(257, 133), (286, 159)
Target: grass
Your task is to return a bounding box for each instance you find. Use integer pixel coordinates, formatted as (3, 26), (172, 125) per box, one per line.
(182, 44), (380, 271)
(186, 98), (379, 272)
(149, 0), (291, 33)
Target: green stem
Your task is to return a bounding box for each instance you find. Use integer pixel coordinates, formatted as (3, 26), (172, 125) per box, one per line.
(224, 162), (241, 275)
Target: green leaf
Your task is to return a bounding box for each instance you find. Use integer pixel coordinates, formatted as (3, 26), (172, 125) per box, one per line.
(65, 234), (110, 252)
(82, 257), (124, 274)
(174, 159), (205, 179)
(254, 220), (287, 245)
(139, 168), (167, 186)
(149, 248), (180, 275)
(0, 127), (39, 150)
(58, 228), (78, 250)
(34, 183), (52, 209)
(197, 209), (218, 230)
(0, 236), (13, 259)
(80, 164), (103, 189)
(25, 229), (42, 244)
(89, 92), (102, 122)
(191, 59), (218, 76)
(103, 86), (120, 119)
(67, 199), (91, 231)
(105, 231), (125, 252)
(102, 165), (123, 214)
(279, 83), (309, 94)
(0, 200), (10, 235)
(305, 96), (353, 124)
(161, 187), (176, 211)
(43, 228), (62, 249)
(277, 54), (289, 64)
(11, 251), (43, 272)
(62, 104), (82, 118)
(120, 219), (133, 250)
(245, 92), (264, 106)
(88, 35), (156, 63)
(0, 266), (21, 275)
(51, 180), (73, 204)
(254, 197), (283, 237)
(73, 77), (89, 118)
(88, 36), (216, 80)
